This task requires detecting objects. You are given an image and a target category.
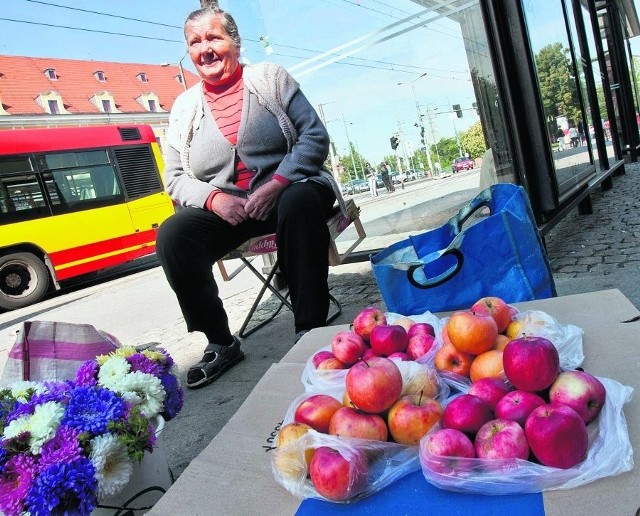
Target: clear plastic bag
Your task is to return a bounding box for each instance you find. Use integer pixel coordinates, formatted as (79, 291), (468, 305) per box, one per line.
(272, 391), (421, 502)
(419, 376), (633, 494)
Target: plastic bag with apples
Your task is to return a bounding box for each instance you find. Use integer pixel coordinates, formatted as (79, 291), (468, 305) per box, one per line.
(301, 310), (444, 393)
(418, 376), (633, 494)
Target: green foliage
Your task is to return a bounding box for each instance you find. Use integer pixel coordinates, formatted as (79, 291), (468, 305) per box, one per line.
(108, 407), (154, 463)
(460, 121), (487, 159)
(535, 42), (580, 124)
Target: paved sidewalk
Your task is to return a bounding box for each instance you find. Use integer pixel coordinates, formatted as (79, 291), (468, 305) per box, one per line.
(159, 161), (640, 480)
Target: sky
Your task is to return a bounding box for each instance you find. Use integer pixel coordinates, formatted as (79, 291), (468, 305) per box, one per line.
(1, 0), (639, 166)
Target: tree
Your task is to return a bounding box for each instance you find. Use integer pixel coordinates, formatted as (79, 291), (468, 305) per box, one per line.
(460, 121), (486, 159)
(337, 142), (367, 182)
(535, 43), (580, 125)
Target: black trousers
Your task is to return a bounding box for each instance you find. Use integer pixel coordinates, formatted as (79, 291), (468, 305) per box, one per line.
(156, 181), (336, 344)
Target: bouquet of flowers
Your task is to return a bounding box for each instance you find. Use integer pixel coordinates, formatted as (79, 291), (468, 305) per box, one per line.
(0, 346), (184, 516)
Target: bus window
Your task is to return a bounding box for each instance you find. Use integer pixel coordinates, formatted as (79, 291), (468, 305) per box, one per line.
(0, 172), (50, 223)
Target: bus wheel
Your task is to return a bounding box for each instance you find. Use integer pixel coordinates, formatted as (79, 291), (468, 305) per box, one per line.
(0, 252), (50, 310)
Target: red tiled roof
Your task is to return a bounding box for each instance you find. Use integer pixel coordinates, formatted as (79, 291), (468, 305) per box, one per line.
(0, 55), (200, 115)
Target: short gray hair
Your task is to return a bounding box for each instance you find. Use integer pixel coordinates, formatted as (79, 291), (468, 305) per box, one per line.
(184, 7), (242, 49)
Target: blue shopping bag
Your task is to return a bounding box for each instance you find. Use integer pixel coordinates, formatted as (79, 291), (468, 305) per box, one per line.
(370, 184), (556, 315)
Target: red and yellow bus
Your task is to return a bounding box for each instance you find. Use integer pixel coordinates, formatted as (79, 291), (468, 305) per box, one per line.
(0, 124), (175, 310)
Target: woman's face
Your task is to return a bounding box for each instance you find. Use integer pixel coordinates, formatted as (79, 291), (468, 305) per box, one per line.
(185, 14), (240, 85)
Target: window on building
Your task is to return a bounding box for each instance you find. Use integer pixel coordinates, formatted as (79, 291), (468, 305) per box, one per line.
(101, 99), (112, 113)
(176, 74), (183, 85)
(95, 71), (106, 82)
(148, 99), (157, 112)
(48, 99), (60, 114)
(44, 68), (57, 80)
(137, 72), (148, 83)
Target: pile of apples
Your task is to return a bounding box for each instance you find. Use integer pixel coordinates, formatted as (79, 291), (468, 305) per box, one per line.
(312, 307), (438, 371)
(423, 297), (607, 471)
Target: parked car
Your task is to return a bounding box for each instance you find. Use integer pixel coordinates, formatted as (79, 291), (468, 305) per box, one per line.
(342, 179), (369, 195)
(451, 157), (475, 172)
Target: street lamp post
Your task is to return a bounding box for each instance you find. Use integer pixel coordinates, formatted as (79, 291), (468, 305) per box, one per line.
(342, 114), (361, 180)
(161, 52), (188, 91)
(398, 73), (434, 176)
(317, 102), (341, 182)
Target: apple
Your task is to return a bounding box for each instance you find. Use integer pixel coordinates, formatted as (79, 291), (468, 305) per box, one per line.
(434, 344), (473, 377)
(387, 394), (442, 445)
(309, 446), (368, 501)
(369, 325), (408, 356)
(388, 351), (410, 361)
(403, 367), (440, 399)
(294, 394), (343, 433)
(525, 404), (588, 469)
(420, 428), (476, 474)
(407, 322), (435, 339)
(474, 418), (530, 460)
(316, 357), (347, 371)
(446, 311), (498, 355)
(503, 336), (560, 392)
(345, 356), (403, 414)
(469, 349), (505, 382)
(549, 370), (606, 424)
(352, 307), (387, 342)
(441, 394), (493, 436)
(406, 333), (436, 361)
(361, 348), (378, 361)
(471, 297), (512, 333)
(468, 377), (512, 410)
(328, 406), (388, 441)
(273, 422), (314, 479)
(312, 350), (335, 369)
(505, 319), (526, 340)
(393, 316), (415, 332)
(331, 331), (367, 366)
(492, 334), (511, 351)
(494, 390), (546, 427)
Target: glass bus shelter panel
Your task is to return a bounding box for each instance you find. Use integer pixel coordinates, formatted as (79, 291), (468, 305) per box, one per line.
(234, 0), (514, 253)
(522, 0), (595, 201)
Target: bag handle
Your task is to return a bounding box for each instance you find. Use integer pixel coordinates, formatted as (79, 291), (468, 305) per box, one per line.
(406, 248), (464, 289)
(21, 321), (32, 381)
(450, 187), (493, 235)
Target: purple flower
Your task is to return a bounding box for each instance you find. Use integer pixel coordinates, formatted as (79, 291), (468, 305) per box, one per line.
(157, 348), (175, 372)
(4, 402), (35, 424)
(0, 454), (37, 516)
(160, 373), (184, 421)
(25, 458), (97, 515)
(62, 386), (126, 434)
(39, 425), (83, 469)
(75, 360), (100, 387)
(127, 353), (163, 376)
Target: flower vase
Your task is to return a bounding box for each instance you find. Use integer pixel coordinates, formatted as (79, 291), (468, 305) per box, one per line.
(93, 416), (173, 515)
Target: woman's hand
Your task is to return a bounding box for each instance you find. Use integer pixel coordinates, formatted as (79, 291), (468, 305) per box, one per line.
(210, 193), (249, 226)
(245, 180), (286, 221)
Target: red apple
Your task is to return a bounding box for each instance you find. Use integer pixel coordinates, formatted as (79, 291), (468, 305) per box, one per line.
(549, 370), (606, 424)
(361, 348), (378, 361)
(328, 406), (388, 441)
(331, 331), (367, 366)
(309, 446), (368, 501)
(474, 418), (530, 460)
(294, 394), (343, 433)
(312, 350), (335, 369)
(406, 333), (436, 361)
(352, 307), (387, 342)
(468, 377), (512, 410)
(388, 351), (410, 361)
(407, 322), (435, 339)
(369, 325), (408, 356)
(494, 390), (546, 427)
(434, 344), (473, 377)
(345, 356), (403, 414)
(316, 357), (347, 370)
(525, 404), (588, 469)
(420, 428), (476, 474)
(387, 394), (442, 446)
(503, 336), (560, 392)
(471, 296), (512, 333)
(441, 394), (493, 436)
(446, 311), (499, 355)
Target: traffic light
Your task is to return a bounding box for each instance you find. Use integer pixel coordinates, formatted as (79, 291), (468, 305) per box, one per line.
(452, 104), (463, 118)
(420, 127), (425, 145)
(390, 135), (399, 150)
(472, 102), (478, 115)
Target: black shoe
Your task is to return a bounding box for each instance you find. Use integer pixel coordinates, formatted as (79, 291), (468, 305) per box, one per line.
(186, 336), (244, 389)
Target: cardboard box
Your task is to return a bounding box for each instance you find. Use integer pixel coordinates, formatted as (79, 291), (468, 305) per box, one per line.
(151, 289), (640, 516)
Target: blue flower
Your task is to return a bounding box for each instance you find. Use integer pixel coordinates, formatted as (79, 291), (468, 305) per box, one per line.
(160, 373), (184, 421)
(25, 458), (97, 515)
(62, 386), (126, 434)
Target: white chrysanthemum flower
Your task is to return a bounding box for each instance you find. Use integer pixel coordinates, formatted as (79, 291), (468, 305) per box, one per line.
(3, 414), (31, 440)
(10, 380), (44, 402)
(28, 401), (65, 454)
(117, 371), (165, 418)
(90, 433), (134, 499)
(98, 356), (131, 390)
